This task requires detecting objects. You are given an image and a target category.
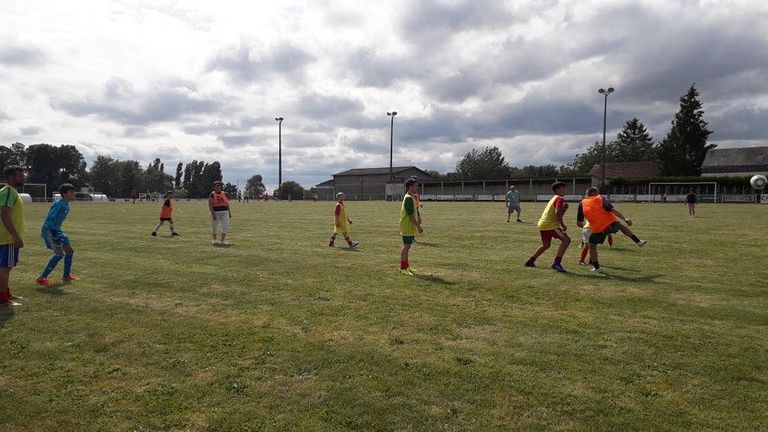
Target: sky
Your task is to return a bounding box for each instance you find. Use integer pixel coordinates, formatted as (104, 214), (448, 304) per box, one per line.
(0, 0), (766, 191)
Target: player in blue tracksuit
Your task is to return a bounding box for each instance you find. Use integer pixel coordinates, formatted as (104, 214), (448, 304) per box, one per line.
(36, 183), (79, 286)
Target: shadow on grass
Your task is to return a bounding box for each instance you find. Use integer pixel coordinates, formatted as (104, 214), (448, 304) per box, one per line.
(414, 273), (456, 285)
(567, 271), (662, 284)
(0, 306), (14, 328)
(37, 284), (70, 296)
(337, 247), (360, 252)
(213, 243), (235, 248)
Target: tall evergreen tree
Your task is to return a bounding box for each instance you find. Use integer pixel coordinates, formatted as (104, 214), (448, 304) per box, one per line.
(455, 146), (510, 179)
(175, 162), (183, 189)
(613, 118), (656, 162)
(656, 85), (715, 175)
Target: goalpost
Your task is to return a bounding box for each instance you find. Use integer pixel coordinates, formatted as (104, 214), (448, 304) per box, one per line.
(648, 182), (718, 203)
(0, 183), (47, 202)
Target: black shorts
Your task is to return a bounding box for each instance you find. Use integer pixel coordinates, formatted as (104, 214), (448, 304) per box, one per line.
(160, 218), (173, 222)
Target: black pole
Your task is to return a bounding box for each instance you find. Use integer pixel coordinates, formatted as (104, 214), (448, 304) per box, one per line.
(601, 93), (607, 191)
(278, 120), (282, 188)
(389, 115), (394, 183)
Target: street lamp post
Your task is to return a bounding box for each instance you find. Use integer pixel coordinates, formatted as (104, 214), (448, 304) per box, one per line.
(387, 111), (397, 184)
(275, 116), (284, 189)
(598, 87), (614, 191)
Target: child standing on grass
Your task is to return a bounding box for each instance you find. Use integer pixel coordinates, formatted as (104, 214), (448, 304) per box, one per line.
(0, 166), (25, 306)
(686, 189), (697, 216)
(399, 178), (423, 276)
(328, 192), (359, 249)
(36, 183), (79, 286)
(151, 191), (181, 237)
(525, 182), (571, 273)
(209, 181), (232, 245)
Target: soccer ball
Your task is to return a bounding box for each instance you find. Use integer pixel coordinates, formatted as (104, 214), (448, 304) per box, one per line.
(750, 174), (767, 190)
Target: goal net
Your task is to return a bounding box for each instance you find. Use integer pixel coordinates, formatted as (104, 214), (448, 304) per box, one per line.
(0, 183), (47, 202)
(648, 182), (718, 203)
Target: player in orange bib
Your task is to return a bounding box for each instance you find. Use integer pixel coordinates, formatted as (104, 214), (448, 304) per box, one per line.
(576, 187), (647, 273)
(209, 181), (232, 245)
(151, 191), (180, 237)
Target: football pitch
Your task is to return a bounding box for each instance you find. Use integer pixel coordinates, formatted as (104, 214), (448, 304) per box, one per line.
(1, 200), (766, 431)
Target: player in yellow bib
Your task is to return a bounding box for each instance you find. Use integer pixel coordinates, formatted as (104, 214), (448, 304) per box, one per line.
(0, 166), (25, 307)
(399, 178), (423, 275)
(525, 182), (571, 273)
(328, 192), (359, 248)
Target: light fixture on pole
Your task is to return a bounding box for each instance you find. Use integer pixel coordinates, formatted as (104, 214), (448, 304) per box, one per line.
(275, 116), (284, 189)
(597, 87), (614, 191)
(387, 111), (397, 184)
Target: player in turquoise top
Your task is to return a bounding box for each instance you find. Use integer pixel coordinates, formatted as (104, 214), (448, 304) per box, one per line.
(36, 184), (79, 286)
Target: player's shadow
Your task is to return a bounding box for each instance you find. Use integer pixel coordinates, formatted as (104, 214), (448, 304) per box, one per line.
(0, 306), (14, 329)
(338, 247), (360, 252)
(414, 274), (456, 285)
(569, 271), (662, 284)
(213, 243), (235, 248)
(37, 284), (70, 296)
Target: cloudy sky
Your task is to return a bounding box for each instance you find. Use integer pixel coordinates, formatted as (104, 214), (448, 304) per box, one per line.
(1, 0), (766, 189)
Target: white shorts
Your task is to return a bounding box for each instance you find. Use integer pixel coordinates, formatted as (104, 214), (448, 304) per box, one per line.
(581, 227), (592, 245)
(212, 210), (230, 233)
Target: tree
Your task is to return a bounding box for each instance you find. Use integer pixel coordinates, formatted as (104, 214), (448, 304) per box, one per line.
(245, 174), (266, 198)
(10, 142), (26, 167)
(89, 155), (145, 197)
(0, 146), (14, 168)
(613, 118), (656, 162)
(277, 181), (304, 200)
(25, 144), (59, 193)
(455, 146), (511, 179)
(56, 145), (88, 188)
(223, 182), (238, 198)
(656, 84), (715, 176)
(174, 162), (183, 189)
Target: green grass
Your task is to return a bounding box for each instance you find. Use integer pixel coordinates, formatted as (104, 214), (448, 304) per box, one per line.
(1, 200), (766, 431)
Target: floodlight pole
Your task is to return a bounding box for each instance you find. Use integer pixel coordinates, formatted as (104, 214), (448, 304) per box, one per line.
(387, 111), (397, 184)
(598, 87), (614, 192)
(275, 116), (284, 188)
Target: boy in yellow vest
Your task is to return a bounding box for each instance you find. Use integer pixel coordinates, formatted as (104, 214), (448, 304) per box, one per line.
(329, 192), (359, 248)
(577, 187), (647, 273)
(0, 166), (25, 307)
(525, 182), (571, 273)
(399, 178), (423, 275)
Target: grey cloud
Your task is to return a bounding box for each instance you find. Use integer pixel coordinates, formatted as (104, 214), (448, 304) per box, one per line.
(709, 106), (768, 141)
(0, 42), (47, 67)
(20, 126), (41, 136)
(400, 0), (515, 44)
(53, 77), (225, 125)
(218, 134), (261, 147)
(207, 41), (314, 83)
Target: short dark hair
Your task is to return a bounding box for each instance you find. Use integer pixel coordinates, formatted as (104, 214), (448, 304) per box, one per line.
(166, 190), (174, 195)
(213, 181), (223, 187)
(405, 178), (418, 188)
(4, 165), (23, 179)
(586, 187), (600, 196)
(551, 182), (566, 192)
(59, 183), (75, 195)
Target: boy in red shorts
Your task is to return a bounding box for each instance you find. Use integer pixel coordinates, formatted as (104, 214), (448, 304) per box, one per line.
(525, 182), (571, 273)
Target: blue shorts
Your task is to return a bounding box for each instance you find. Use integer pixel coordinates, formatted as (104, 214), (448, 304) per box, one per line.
(0, 244), (20, 268)
(43, 231), (70, 254)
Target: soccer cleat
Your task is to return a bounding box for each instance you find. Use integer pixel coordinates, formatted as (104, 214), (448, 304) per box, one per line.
(637, 240), (647, 247)
(350, 241), (360, 248)
(171, 232), (181, 236)
(524, 261), (536, 268)
(551, 263), (567, 273)
(1, 300), (21, 307)
(63, 275), (80, 283)
(517, 219), (522, 223)
(10, 294), (23, 300)
(212, 240), (219, 245)
(35, 277), (52, 286)
(578, 261), (587, 266)
(590, 267), (601, 273)
(399, 268), (414, 276)
(151, 232), (157, 237)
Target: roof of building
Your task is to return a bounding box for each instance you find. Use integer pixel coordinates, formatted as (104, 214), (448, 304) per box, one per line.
(332, 166), (431, 177)
(314, 179), (335, 188)
(590, 161), (660, 180)
(702, 146), (768, 168)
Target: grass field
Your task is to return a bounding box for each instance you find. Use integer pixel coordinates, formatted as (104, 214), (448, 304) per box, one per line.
(0, 200), (766, 431)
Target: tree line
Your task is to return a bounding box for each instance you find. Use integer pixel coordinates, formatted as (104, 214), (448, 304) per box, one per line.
(428, 84), (714, 180)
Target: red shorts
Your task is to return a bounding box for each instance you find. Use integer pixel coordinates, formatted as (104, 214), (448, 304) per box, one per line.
(540, 228), (567, 242)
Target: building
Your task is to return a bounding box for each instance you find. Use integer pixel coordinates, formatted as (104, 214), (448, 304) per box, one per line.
(590, 161), (660, 185)
(701, 146), (768, 177)
(315, 166), (432, 199)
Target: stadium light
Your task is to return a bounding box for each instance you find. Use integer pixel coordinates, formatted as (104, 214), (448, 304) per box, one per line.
(387, 111), (398, 184)
(275, 117), (284, 188)
(598, 88), (614, 192)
